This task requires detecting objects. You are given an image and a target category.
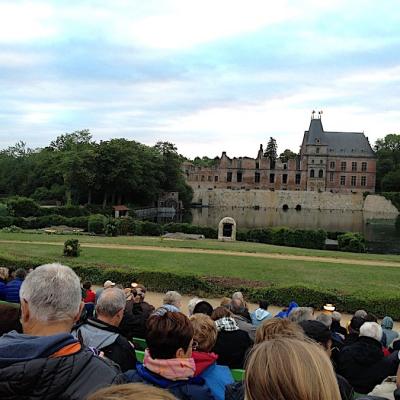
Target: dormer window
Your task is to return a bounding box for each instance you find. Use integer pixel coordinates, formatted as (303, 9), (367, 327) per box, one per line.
(315, 138), (320, 144)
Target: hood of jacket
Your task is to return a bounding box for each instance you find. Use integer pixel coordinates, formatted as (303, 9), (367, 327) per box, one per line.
(134, 363), (205, 389)
(346, 336), (384, 366)
(381, 316), (394, 330)
(0, 331), (77, 368)
(275, 301), (299, 318)
(254, 308), (271, 321)
(73, 318), (119, 350)
(192, 351), (218, 376)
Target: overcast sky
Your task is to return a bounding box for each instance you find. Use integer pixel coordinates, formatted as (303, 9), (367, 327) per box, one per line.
(1, 0), (399, 158)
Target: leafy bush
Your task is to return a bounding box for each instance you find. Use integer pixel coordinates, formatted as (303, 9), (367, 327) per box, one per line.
(7, 196), (40, 217)
(396, 215), (400, 233)
(140, 221), (163, 236)
(163, 223), (218, 239)
(1, 225), (23, 233)
(88, 214), (106, 234)
(327, 231), (345, 240)
(381, 192), (400, 212)
(63, 239), (81, 257)
(117, 217), (136, 235)
(337, 232), (366, 253)
(0, 203), (9, 217)
(105, 218), (119, 237)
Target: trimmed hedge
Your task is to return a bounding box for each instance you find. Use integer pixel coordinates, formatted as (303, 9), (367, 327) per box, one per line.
(0, 254), (399, 319)
(0, 215), (89, 230)
(337, 232), (366, 253)
(88, 214), (106, 234)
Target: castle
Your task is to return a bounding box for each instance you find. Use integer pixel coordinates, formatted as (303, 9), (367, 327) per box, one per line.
(183, 116), (376, 193)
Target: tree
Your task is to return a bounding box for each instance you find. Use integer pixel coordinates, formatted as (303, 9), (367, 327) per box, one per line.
(279, 149), (297, 163)
(264, 137), (278, 159)
(375, 134), (400, 191)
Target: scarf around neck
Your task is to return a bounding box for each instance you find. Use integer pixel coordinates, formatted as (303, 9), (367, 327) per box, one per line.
(215, 317), (239, 332)
(144, 349), (196, 381)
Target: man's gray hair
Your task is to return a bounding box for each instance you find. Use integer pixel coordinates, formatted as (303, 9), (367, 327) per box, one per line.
(360, 322), (383, 342)
(163, 291), (182, 307)
(20, 263), (81, 322)
(96, 287), (126, 317)
(288, 307), (314, 323)
(332, 311), (342, 322)
(354, 309), (367, 319)
(316, 313), (332, 328)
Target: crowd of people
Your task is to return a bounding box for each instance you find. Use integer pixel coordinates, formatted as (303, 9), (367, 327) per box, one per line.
(0, 263), (400, 400)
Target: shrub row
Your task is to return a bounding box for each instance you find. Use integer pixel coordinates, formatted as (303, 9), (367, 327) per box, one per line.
(337, 232), (367, 253)
(0, 255), (398, 319)
(236, 227), (327, 250)
(0, 215), (89, 230)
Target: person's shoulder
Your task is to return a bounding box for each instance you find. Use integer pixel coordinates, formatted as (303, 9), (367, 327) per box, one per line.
(174, 379), (215, 400)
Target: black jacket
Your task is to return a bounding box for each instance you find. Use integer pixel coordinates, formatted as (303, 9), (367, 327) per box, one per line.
(212, 330), (252, 369)
(73, 317), (137, 372)
(337, 336), (399, 394)
(0, 347), (124, 400)
(120, 301), (147, 339)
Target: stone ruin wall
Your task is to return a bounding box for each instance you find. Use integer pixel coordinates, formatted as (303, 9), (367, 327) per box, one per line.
(192, 189), (399, 215)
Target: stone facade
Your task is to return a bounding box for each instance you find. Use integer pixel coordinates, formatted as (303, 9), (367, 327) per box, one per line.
(183, 117), (376, 193)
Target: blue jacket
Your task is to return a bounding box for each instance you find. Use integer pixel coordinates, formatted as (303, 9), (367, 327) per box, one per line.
(200, 362), (233, 400)
(0, 281), (6, 301)
(275, 301), (299, 318)
(250, 308), (272, 327)
(124, 363), (215, 400)
(5, 279), (23, 303)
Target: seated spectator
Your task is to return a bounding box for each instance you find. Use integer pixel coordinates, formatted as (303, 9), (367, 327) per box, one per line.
(300, 320), (354, 400)
(229, 300), (256, 341)
(131, 283), (155, 318)
(288, 306), (314, 323)
(190, 313), (234, 400)
(0, 300), (22, 335)
(230, 292), (251, 322)
(188, 297), (202, 316)
(337, 322), (399, 394)
(381, 316), (399, 348)
(193, 300), (214, 316)
(83, 281), (96, 318)
(245, 338), (341, 400)
(211, 306), (252, 369)
(96, 280), (116, 303)
(0, 263), (123, 399)
(331, 311), (347, 338)
(343, 316), (365, 346)
(163, 290), (182, 312)
(317, 313), (332, 328)
(355, 309), (368, 319)
(124, 311), (214, 399)
(0, 267), (9, 301)
(250, 300), (272, 327)
(73, 287), (137, 372)
(87, 383), (176, 400)
(275, 301), (299, 318)
(220, 297), (231, 307)
(5, 268), (26, 303)
(255, 317), (305, 344)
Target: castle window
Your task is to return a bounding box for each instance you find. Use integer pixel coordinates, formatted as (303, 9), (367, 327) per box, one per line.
(208, 176), (212, 181)
(320, 160), (323, 164)
(283, 164), (287, 170)
(341, 161), (346, 171)
(255, 161), (259, 169)
(269, 173), (275, 183)
(316, 147), (320, 154)
(330, 172), (334, 182)
(361, 176), (367, 186)
(310, 169), (315, 178)
(270, 160), (276, 169)
(214, 176), (218, 182)
(282, 174), (288, 184)
(352, 162), (357, 172)
(295, 174), (301, 184)
(201, 175), (205, 181)
(340, 176), (346, 185)
(311, 159), (315, 164)
(361, 162), (367, 172)
(255, 172), (260, 183)
(318, 169), (324, 178)
(351, 176), (356, 186)
(330, 161), (335, 169)
(237, 172), (242, 182)
(227, 172), (232, 182)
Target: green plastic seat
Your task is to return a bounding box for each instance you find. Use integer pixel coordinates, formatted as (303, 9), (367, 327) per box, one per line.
(132, 337), (147, 351)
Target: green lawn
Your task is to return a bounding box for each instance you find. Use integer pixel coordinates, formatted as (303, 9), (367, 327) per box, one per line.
(1, 236), (400, 298)
(0, 231), (399, 263)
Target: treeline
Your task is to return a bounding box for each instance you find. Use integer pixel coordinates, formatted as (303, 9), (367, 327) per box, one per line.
(0, 130), (192, 208)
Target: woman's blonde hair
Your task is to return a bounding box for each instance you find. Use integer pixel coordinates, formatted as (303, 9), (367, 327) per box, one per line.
(255, 318), (305, 344)
(0, 267), (9, 280)
(87, 383), (176, 400)
(245, 338), (341, 400)
(190, 313), (217, 352)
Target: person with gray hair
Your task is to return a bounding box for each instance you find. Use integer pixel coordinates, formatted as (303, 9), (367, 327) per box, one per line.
(0, 263), (123, 399)
(162, 290), (182, 312)
(337, 321), (399, 394)
(288, 307), (314, 324)
(73, 287), (137, 372)
(316, 313), (332, 328)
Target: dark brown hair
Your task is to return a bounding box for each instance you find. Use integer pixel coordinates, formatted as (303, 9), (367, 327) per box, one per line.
(146, 311), (194, 359)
